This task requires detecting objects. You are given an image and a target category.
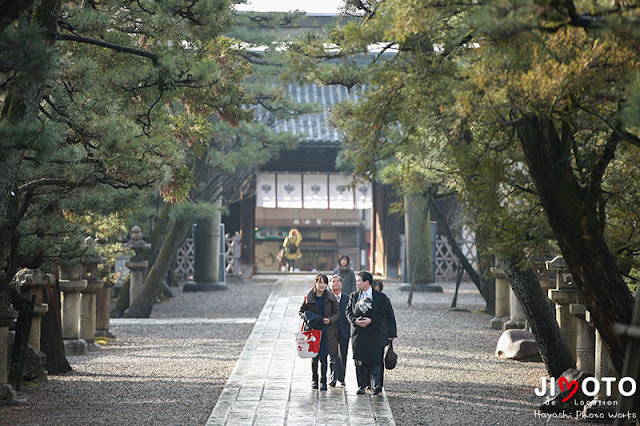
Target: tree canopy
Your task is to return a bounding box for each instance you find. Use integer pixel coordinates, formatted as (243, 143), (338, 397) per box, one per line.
(0, 2), (309, 293)
(285, 0), (640, 372)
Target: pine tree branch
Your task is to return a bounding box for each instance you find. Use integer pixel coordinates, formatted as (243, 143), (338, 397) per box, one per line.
(23, 155), (101, 165)
(56, 33), (159, 64)
(18, 178), (70, 193)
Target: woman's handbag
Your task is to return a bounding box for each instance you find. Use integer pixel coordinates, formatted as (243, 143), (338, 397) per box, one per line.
(296, 326), (322, 358)
(384, 341), (398, 370)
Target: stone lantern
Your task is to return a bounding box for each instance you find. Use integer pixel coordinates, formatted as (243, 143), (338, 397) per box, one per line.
(14, 268), (53, 351)
(546, 256), (578, 359)
(0, 270), (18, 402)
(126, 226), (150, 307)
(79, 237), (105, 348)
(59, 262), (87, 356)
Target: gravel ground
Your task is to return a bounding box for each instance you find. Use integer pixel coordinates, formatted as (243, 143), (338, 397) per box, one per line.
(0, 278), (275, 426)
(383, 280), (585, 425)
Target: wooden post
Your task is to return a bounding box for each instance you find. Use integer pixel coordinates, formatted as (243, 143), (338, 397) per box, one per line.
(240, 191), (256, 276)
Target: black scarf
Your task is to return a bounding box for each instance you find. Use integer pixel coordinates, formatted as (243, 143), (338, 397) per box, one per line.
(337, 265), (351, 276)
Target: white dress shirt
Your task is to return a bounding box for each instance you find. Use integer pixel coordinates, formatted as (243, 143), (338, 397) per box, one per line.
(360, 288), (372, 301)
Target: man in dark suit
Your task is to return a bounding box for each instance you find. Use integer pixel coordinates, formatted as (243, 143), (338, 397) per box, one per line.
(346, 271), (397, 395)
(328, 274), (351, 388)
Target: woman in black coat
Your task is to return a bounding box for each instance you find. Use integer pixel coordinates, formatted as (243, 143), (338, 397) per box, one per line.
(299, 274), (340, 390)
(332, 254), (356, 294)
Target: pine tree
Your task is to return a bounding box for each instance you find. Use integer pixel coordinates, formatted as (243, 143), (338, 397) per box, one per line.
(285, 0), (640, 376)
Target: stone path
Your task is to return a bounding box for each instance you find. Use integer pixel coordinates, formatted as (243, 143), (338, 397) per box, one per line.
(110, 318), (257, 325)
(206, 276), (395, 426)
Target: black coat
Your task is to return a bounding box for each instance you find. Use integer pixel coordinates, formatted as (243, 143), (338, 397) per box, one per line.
(335, 293), (350, 340)
(346, 288), (396, 364)
(382, 298), (397, 343)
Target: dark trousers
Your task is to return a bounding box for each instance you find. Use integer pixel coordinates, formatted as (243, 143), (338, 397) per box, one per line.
(329, 334), (349, 383)
(311, 355), (328, 384)
(355, 358), (381, 389)
(286, 258), (296, 272)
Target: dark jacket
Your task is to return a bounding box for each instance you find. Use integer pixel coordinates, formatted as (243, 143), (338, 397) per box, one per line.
(382, 298), (397, 343)
(333, 266), (356, 295)
(346, 288), (395, 364)
(335, 292), (350, 340)
(299, 289), (340, 354)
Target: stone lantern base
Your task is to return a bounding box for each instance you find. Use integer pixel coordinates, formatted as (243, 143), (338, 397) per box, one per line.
(64, 339), (88, 356)
(183, 281), (228, 292)
(398, 283), (443, 292)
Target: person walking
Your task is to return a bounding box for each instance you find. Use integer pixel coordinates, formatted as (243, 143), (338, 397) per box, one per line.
(372, 280), (397, 388)
(299, 274), (340, 390)
(328, 274), (350, 388)
(283, 229), (303, 272)
(332, 254), (356, 294)
(346, 271), (395, 395)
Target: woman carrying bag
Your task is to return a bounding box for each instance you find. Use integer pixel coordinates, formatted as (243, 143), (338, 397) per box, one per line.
(299, 274), (340, 390)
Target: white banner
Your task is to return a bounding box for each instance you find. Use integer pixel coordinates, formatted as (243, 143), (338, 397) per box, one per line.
(256, 173), (372, 210)
(355, 182), (372, 209)
(257, 173), (276, 208)
(329, 174), (354, 209)
(277, 173), (302, 208)
(303, 174), (328, 209)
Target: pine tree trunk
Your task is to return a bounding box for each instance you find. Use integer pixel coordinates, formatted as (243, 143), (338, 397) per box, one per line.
(0, 0), (62, 321)
(475, 230), (496, 316)
(40, 280), (71, 374)
(429, 196), (490, 308)
(124, 219), (186, 318)
(499, 256), (576, 377)
(110, 279), (130, 318)
(518, 115), (634, 373)
(9, 293), (35, 390)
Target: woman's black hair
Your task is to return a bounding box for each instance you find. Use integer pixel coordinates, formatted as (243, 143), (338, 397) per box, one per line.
(373, 280), (384, 291)
(338, 254), (350, 265)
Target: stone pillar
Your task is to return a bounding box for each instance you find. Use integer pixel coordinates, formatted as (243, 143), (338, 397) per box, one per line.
(126, 226), (150, 306)
(79, 282), (103, 346)
(0, 272), (18, 402)
(95, 286), (113, 338)
(584, 311), (618, 417)
(570, 287), (595, 374)
(546, 256), (578, 360)
(60, 264), (88, 356)
(490, 267), (510, 330)
(504, 287), (526, 330)
(79, 237), (105, 348)
(184, 209), (228, 292)
(404, 194), (432, 284)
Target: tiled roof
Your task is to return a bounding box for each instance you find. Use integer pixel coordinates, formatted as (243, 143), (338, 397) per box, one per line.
(255, 84), (363, 147)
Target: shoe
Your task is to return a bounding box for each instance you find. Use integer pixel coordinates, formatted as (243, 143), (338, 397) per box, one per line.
(320, 383), (327, 391)
(356, 387), (366, 395)
(312, 382), (318, 390)
(329, 381), (337, 387)
(373, 386), (383, 395)
(337, 382), (345, 388)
